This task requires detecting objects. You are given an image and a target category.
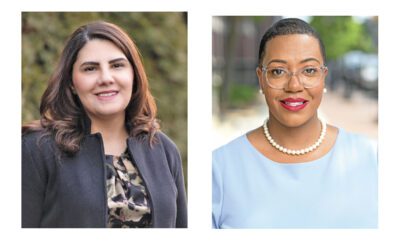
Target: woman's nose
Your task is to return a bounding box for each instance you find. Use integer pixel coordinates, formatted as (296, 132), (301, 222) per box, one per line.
(284, 73), (304, 92)
(97, 68), (114, 85)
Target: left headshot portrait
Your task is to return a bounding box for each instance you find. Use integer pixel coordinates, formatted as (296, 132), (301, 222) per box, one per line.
(21, 12), (187, 228)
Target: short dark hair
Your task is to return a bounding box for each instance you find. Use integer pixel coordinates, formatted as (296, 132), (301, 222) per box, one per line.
(258, 18), (326, 65)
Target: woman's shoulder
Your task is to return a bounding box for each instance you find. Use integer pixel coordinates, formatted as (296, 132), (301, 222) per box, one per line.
(140, 131), (182, 159)
(213, 134), (248, 159)
(128, 130), (176, 147)
(214, 134), (248, 150)
(155, 131), (178, 149)
(334, 128), (377, 166)
(22, 130), (61, 161)
(22, 129), (53, 147)
(22, 129), (60, 168)
(153, 131), (183, 172)
(337, 128), (376, 152)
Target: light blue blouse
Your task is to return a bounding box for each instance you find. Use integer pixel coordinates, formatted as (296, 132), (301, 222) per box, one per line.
(212, 128), (377, 228)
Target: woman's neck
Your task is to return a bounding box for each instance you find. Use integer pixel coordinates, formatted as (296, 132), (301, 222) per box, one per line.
(89, 113), (129, 155)
(267, 114), (322, 150)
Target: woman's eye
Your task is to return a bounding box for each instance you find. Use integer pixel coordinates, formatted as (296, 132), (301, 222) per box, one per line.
(303, 67), (317, 75)
(83, 66), (96, 72)
(112, 63), (125, 69)
(270, 68), (286, 76)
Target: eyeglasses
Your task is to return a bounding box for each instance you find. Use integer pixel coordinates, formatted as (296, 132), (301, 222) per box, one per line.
(261, 65), (328, 89)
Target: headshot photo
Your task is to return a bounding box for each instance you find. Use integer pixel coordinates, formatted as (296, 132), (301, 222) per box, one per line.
(21, 12), (187, 228)
(212, 16), (378, 228)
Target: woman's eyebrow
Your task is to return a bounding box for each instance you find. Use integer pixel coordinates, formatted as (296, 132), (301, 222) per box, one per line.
(266, 58), (321, 66)
(78, 57), (128, 67)
(80, 61), (99, 67)
(300, 57), (321, 64)
(266, 59), (288, 66)
(109, 57), (128, 64)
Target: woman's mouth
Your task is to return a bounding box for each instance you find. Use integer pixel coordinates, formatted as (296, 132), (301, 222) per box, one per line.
(280, 98), (309, 111)
(95, 90), (119, 100)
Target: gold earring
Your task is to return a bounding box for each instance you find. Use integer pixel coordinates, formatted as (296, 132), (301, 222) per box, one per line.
(323, 88), (327, 94)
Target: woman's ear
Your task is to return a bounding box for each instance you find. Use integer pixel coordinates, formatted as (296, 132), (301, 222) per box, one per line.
(256, 66), (265, 95)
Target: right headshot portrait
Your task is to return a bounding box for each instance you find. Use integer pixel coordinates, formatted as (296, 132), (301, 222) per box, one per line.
(212, 16), (378, 228)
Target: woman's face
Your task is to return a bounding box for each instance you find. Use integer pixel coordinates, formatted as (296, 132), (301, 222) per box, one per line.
(257, 34), (327, 128)
(72, 39), (134, 121)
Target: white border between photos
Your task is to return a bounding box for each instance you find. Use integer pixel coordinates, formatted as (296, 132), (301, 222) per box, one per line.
(3, 0), (400, 249)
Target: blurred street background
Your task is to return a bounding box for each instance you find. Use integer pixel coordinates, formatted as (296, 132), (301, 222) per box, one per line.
(212, 16), (378, 149)
(21, 12), (188, 185)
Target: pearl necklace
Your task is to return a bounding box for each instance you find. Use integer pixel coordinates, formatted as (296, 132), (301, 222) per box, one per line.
(263, 118), (327, 155)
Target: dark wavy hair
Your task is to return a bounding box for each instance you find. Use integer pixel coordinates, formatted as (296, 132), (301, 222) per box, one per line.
(258, 18), (326, 66)
(22, 21), (159, 155)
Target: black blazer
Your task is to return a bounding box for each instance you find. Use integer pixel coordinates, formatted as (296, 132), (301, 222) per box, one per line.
(22, 131), (187, 228)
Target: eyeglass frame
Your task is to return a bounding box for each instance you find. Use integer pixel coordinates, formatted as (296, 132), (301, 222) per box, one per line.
(260, 65), (328, 90)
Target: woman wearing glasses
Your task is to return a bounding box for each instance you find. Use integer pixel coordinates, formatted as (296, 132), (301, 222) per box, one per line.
(212, 18), (377, 228)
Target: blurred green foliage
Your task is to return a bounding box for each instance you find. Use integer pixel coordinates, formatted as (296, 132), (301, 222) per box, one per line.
(310, 16), (376, 60)
(228, 83), (258, 108)
(22, 12), (188, 185)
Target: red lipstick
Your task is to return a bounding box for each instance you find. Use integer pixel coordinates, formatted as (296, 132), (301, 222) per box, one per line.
(280, 98), (309, 111)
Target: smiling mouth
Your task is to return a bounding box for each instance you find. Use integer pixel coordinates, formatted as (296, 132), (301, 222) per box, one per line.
(279, 98), (309, 111)
(95, 91), (119, 100)
(97, 92), (117, 97)
(281, 101), (307, 107)
(95, 91), (118, 97)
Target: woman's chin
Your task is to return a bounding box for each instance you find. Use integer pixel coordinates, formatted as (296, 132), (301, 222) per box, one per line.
(88, 106), (127, 119)
(271, 114), (317, 129)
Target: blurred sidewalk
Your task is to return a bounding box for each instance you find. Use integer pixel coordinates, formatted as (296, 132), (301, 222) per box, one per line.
(212, 89), (378, 149)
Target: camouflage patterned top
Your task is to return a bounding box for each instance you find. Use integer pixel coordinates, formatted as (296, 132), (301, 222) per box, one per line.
(105, 149), (152, 228)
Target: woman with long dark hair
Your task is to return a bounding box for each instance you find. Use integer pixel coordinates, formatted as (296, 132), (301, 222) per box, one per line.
(22, 21), (187, 228)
